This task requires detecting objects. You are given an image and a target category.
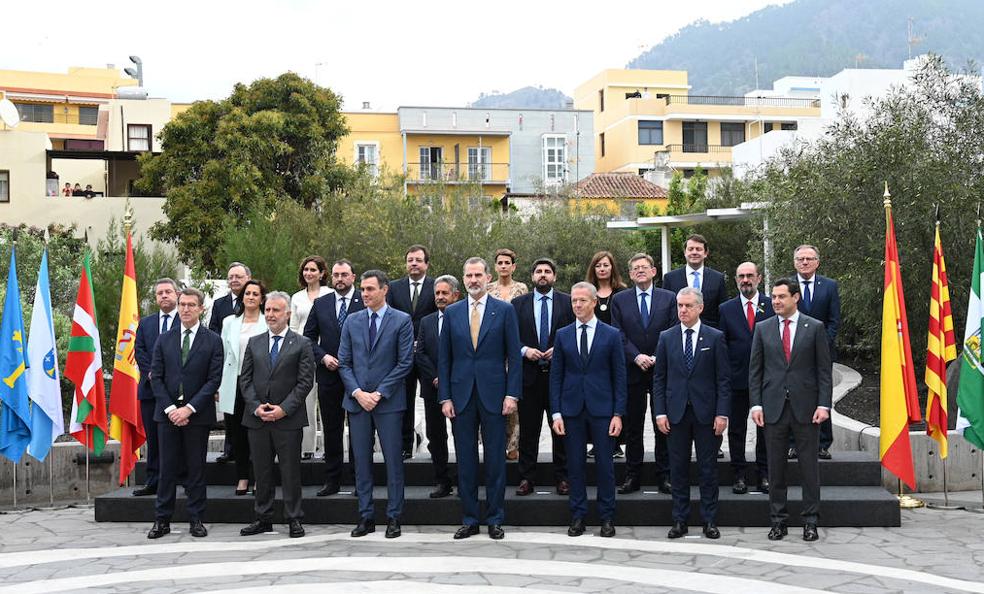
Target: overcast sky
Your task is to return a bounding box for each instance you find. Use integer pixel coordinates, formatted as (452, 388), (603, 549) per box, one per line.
(9, 0), (790, 109)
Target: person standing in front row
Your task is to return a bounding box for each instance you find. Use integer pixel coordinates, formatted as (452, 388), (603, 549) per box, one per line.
(238, 292), (315, 539)
(339, 270), (415, 539)
(750, 278), (832, 542)
(147, 288), (224, 539)
(439, 257), (522, 540)
(550, 282), (626, 538)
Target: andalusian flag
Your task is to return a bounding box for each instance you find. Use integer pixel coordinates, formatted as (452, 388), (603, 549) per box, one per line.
(27, 247), (64, 461)
(879, 203), (920, 489)
(0, 246), (33, 463)
(66, 251), (108, 455)
(956, 224), (984, 449)
(108, 233), (144, 485)
(925, 222), (956, 458)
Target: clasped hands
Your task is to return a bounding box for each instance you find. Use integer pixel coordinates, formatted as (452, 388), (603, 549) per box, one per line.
(524, 347), (553, 362)
(167, 406), (193, 427)
(254, 402), (286, 422)
(354, 389), (382, 412)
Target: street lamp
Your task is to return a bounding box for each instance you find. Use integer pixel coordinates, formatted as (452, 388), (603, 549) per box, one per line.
(124, 55), (143, 87)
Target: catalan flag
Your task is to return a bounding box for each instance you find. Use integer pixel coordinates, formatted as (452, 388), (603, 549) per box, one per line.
(925, 222), (956, 458)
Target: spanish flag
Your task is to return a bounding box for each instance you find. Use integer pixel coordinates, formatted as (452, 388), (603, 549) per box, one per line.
(880, 197), (920, 489)
(925, 222), (956, 458)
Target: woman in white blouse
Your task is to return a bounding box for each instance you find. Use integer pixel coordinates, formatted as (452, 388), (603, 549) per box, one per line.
(218, 279), (268, 495)
(290, 255), (332, 459)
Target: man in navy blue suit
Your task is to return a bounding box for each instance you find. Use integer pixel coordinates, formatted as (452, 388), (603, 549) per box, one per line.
(610, 253), (677, 495)
(718, 262), (772, 494)
(439, 257), (522, 540)
(133, 278), (179, 497)
(339, 270), (415, 539)
(653, 288), (730, 539)
(550, 282), (626, 538)
(147, 288), (224, 540)
(661, 234), (727, 328)
(303, 259), (365, 496)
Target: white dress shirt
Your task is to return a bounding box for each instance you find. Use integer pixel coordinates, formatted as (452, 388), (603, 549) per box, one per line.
(164, 322), (201, 415)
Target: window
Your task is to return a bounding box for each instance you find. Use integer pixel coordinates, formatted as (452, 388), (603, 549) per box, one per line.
(78, 106), (99, 126)
(764, 122), (774, 133)
(599, 132), (605, 158)
(598, 89), (605, 112)
(467, 147), (491, 181)
(542, 135), (567, 184)
(127, 124), (152, 151)
(638, 120), (663, 145)
(720, 122), (746, 147)
(418, 147), (442, 180)
(781, 122), (798, 131)
(14, 103), (53, 123)
(355, 143), (379, 176)
(0, 171), (8, 203)
(682, 122), (708, 152)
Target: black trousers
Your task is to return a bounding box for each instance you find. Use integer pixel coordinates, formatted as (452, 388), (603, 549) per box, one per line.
(401, 370), (420, 452)
(766, 402), (820, 525)
(421, 383), (453, 487)
(518, 370), (566, 484)
(155, 422), (209, 521)
(224, 385), (251, 482)
(624, 381), (669, 480)
(139, 398), (159, 489)
(249, 426), (304, 522)
(317, 380), (349, 486)
(729, 389), (768, 481)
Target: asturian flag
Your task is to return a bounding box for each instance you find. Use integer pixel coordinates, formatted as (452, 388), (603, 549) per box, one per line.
(27, 248), (65, 461)
(0, 245), (33, 463)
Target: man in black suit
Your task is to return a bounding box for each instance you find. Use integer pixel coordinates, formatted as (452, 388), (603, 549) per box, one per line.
(718, 262), (772, 494)
(610, 253), (677, 495)
(661, 234), (727, 328)
(133, 278), (179, 497)
(239, 291), (315, 538)
(415, 274), (460, 498)
(387, 244), (438, 458)
(791, 244), (841, 460)
(303, 259), (364, 496)
(209, 261), (251, 464)
(653, 288), (730, 539)
(513, 258), (572, 496)
(750, 278), (832, 542)
(147, 288), (224, 539)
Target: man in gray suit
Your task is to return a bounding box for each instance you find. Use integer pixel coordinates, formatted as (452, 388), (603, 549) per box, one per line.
(238, 291), (315, 539)
(339, 270), (415, 539)
(750, 278), (832, 542)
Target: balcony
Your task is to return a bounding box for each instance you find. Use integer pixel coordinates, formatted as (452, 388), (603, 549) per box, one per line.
(665, 95), (820, 108)
(663, 144), (732, 154)
(406, 162), (510, 185)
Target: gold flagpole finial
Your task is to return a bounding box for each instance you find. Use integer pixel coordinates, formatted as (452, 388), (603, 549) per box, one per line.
(883, 181), (892, 210)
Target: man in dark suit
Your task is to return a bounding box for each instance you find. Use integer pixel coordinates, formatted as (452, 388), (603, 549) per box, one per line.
(303, 259), (365, 496)
(791, 244), (841, 460)
(133, 278), (179, 497)
(661, 234), (727, 328)
(147, 288), (224, 539)
(387, 244), (438, 459)
(415, 274), (461, 498)
(339, 270), (415, 538)
(718, 262), (773, 494)
(208, 262), (251, 464)
(238, 291), (315, 539)
(610, 253), (677, 495)
(550, 282), (626, 538)
(653, 288), (730, 539)
(439, 257), (522, 540)
(750, 278), (832, 542)
(513, 257), (573, 497)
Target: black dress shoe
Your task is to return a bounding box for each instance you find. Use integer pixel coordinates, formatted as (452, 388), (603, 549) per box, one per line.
(758, 477), (770, 493)
(803, 523), (819, 541)
(488, 524), (505, 540)
(351, 518), (375, 537)
(189, 519), (208, 538)
(235, 485), (250, 496)
(215, 453), (231, 464)
(385, 518), (401, 539)
(732, 478), (748, 495)
(147, 520), (170, 539)
(613, 445), (625, 458)
(240, 520), (274, 536)
(402, 450), (413, 460)
(658, 478), (673, 495)
(453, 524), (480, 540)
(787, 448), (798, 460)
(515, 479), (534, 496)
(556, 480), (570, 496)
(703, 523), (720, 539)
(617, 476), (640, 494)
(600, 520), (616, 538)
(818, 448), (832, 460)
(429, 483), (453, 499)
(667, 521), (688, 539)
(717, 448), (725, 459)
(768, 523), (788, 540)
(568, 517), (585, 537)
(317, 483), (340, 497)
(132, 485), (156, 497)
(289, 519), (305, 538)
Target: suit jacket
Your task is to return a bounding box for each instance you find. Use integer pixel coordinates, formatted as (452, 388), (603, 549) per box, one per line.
(135, 312), (167, 401)
(415, 310), (442, 398)
(387, 276), (437, 335)
(218, 314), (268, 415)
(662, 266), (727, 327)
(438, 296), (522, 414)
(794, 273), (841, 350)
(549, 321), (627, 419)
(512, 290), (575, 387)
(239, 329), (315, 431)
(150, 324), (224, 425)
(208, 293), (236, 334)
(748, 313), (833, 424)
(718, 294), (775, 392)
(302, 291), (364, 386)
(610, 286), (678, 386)
(652, 324), (731, 425)
(338, 307), (415, 415)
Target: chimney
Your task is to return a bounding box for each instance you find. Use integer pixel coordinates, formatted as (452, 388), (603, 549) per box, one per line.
(362, 101), (371, 110)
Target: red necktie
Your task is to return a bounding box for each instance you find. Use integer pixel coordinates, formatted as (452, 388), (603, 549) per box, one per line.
(782, 319), (792, 363)
(745, 301), (756, 332)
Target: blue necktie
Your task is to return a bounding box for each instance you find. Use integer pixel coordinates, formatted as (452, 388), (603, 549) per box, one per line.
(270, 335), (282, 366)
(802, 280), (813, 311)
(684, 328), (694, 370)
(337, 296), (348, 328)
(691, 271), (700, 289)
(538, 295), (550, 351)
(161, 313), (170, 334)
(369, 312), (378, 348)
(639, 292), (650, 327)
(580, 324), (589, 365)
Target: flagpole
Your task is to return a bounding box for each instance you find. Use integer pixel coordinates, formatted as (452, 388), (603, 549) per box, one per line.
(85, 429), (91, 505)
(926, 456), (963, 510)
(11, 460), (16, 508)
(47, 455), (53, 508)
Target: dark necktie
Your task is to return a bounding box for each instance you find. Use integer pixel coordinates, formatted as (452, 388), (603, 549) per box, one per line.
(745, 300), (756, 332)
(802, 280), (813, 311)
(538, 295), (550, 351)
(161, 313), (170, 334)
(580, 324), (589, 365)
(639, 292), (650, 327)
(782, 319), (792, 363)
(438, 313), (444, 337)
(684, 328), (694, 370)
(337, 296), (348, 328)
(270, 335), (282, 366)
(369, 312), (379, 348)
(181, 328), (191, 365)
(411, 282), (420, 312)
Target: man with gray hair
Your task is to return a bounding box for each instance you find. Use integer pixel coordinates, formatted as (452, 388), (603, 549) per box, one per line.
(210, 262), (252, 464)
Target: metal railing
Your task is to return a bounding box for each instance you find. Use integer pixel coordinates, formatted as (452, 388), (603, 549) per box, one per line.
(406, 162), (510, 183)
(663, 144), (733, 154)
(665, 95), (820, 109)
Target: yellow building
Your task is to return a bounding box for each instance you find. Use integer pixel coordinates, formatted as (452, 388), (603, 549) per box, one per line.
(574, 69), (820, 177)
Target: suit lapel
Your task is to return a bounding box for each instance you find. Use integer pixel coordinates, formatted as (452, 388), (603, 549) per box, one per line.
(789, 316), (810, 365)
(182, 326), (205, 367)
(688, 326), (706, 376)
(271, 331), (296, 373)
(476, 299), (496, 348)
(372, 311), (393, 352)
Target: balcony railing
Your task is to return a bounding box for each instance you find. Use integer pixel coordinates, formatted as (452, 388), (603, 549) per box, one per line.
(663, 144), (733, 154)
(406, 162), (510, 184)
(665, 95), (820, 109)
